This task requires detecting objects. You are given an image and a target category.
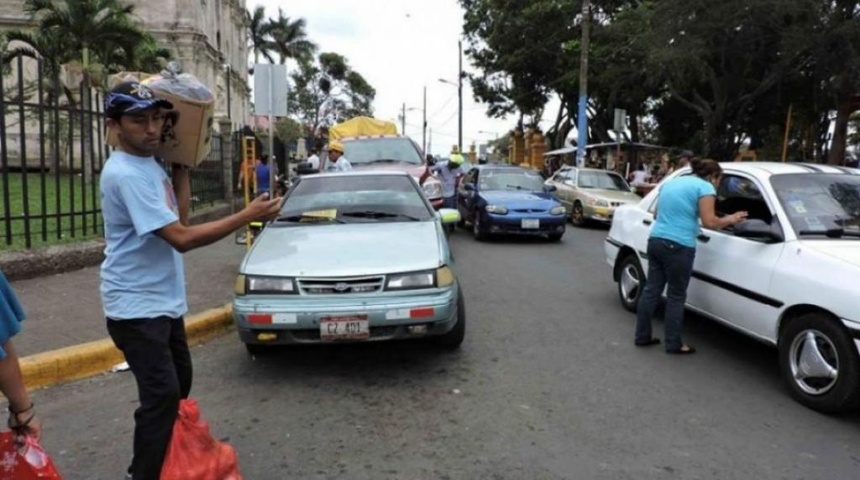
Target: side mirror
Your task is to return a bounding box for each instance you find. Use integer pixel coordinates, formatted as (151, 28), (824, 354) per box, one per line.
(427, 157), (437, 166)
(733, 219), (783, 242)
(463, 183), (476, 192)
(438, 208), (461, 224)
(543, 184), (557, 193)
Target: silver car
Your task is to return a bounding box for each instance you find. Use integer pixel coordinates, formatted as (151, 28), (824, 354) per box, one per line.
(232, 171), (465, 354)
(544, 167), (641, 226)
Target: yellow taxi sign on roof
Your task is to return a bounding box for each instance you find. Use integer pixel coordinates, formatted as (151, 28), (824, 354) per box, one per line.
(329, 117), (399, 141)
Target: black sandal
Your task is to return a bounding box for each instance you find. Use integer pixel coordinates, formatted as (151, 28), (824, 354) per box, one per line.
(635, 338), (661, 347)
(7, 402), (35, 432)
(667, 345), (696, 355)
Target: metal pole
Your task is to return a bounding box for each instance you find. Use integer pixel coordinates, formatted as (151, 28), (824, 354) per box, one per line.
(576, 0), (591, 167)
(422, 86), (427, 153)
(401, 102), (406, 134)
(781, 104), (793, 162)
(268, 66), (275, 196)
(458, 40), (463, 153)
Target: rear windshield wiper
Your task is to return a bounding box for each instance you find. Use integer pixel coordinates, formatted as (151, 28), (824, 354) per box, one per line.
(366, 159), (408, 164)
(506, 185), (527, 190)
(341, 210), (422, 221)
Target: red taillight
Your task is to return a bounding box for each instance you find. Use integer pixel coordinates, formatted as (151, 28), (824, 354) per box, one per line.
(248, 314), (273, 325)
(410, 308), (434, 319)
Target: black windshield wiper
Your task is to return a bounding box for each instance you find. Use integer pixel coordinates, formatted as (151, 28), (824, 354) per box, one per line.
(796, 227), (860, 238)
(366, 159), (407, 164)
(341, 210), (422, 221)
(506, 184), (526, 190)
(275, 214), (347, 224)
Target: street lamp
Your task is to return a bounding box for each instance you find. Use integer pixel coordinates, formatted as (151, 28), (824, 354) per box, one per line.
(438, 39), (463, 153)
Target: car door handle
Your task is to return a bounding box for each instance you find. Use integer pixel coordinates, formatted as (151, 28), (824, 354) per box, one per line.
(642, 219), (652, 226)
(697, 234), (710, 243)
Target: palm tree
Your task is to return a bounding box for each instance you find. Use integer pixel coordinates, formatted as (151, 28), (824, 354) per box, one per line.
(267, 9), (317, 65)
(247, 5), (275, 65)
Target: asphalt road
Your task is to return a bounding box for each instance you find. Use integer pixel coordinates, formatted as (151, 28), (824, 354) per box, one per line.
(34, 225), (860, 479)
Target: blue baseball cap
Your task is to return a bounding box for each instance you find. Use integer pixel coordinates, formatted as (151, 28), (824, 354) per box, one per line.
(104, 81), (173, 119)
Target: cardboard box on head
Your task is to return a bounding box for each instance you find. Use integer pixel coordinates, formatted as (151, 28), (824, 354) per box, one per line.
(105, 71), (215, 168)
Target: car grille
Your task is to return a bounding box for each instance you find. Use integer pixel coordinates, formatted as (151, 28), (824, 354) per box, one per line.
(297, 276), (385, 295)
(512, 208), (546, 213)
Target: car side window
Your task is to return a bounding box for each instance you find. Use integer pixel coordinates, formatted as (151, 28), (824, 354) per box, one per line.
(716, 174), (773, 226)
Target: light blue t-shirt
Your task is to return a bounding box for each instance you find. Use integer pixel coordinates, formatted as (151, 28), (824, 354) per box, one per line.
(99, 151), (187, 320)
(432, 161), (464, 198)
(650, 175), (717, 248)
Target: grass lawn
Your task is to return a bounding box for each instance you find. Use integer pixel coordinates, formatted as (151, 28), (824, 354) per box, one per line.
(0, 172), (103, 251)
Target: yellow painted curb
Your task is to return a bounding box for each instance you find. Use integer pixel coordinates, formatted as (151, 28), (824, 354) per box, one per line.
(20, 304), (235, 391)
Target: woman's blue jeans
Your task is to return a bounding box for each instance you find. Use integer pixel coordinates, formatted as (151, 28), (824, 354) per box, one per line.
(635, 237), (696, 351)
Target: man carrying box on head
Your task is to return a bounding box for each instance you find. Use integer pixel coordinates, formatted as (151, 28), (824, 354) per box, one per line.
(100, 81), (282, 480)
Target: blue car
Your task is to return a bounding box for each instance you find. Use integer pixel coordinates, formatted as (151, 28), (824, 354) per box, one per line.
(456, 165), (567, 241)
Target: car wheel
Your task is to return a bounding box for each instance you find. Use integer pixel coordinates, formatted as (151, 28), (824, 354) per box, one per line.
(548, 232), (563, 242)
(433, 289), (466, 349)
(617, 254), (644, 313)
(245, 343), (274, 355)
(473, 213), (487, 241)
(571, 202), (586, 227)
(778, 312), (860, 414)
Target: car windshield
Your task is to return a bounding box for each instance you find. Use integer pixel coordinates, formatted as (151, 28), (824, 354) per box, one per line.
(342, 137), (424, 166)
(479, 169), (544, 191)
(276, 175), (434, 225)
(770, 173), (860, 238)
(577, 171), (631, 191)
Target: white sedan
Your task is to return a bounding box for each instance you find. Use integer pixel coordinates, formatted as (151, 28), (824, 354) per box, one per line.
(605, 162), (860, 414)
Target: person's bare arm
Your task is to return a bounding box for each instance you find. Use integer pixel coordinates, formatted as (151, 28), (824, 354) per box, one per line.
(699, 195), (747, 229)
(172, 165), (191, 226)
(156, 194), (281, 253)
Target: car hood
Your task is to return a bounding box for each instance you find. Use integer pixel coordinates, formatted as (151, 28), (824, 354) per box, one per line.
(800, 240), (860, 268)
(242, 221), (443, 277)
(580, 188), (641, 203)
(480, 190), (559, 209)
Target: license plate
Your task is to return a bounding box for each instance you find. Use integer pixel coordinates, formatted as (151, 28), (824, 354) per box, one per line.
(521, 219), (540, 229)
(320, 315), (369, 341)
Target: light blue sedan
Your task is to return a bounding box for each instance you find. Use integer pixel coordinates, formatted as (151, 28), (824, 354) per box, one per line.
(232, 171), (465, 354)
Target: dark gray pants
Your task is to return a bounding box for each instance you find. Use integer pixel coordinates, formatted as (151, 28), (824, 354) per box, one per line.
(107, 316), (193, 480)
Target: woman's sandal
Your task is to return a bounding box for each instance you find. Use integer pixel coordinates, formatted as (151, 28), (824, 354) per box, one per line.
(667, 345), (696, 355)
(7, 402), (35, 432)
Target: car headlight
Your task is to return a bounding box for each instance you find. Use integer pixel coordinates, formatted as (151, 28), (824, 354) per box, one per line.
(386, 266), (455, 290)
(387, 269), (435, 290)
(550, 206), (566, 215)
(485, 205), (508, 214)
(423, 180), (443, 199)
(245, 275), (297, 294)
(587, 198), (609, 207)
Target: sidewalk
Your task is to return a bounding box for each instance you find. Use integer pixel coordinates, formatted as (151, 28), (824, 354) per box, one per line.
(10, 236), (246, 357)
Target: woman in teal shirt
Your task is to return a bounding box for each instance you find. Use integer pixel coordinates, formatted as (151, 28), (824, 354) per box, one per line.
(634, 159), (748, 354)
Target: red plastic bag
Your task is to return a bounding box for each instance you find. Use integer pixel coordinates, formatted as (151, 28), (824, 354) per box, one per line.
(0, 431), (63, 479)
(160, 398), (243, 480)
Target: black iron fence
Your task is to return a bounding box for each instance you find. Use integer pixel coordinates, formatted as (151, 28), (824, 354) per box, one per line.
(0, 54), (235, 250)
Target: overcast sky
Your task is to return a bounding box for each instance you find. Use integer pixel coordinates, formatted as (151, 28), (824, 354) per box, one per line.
(251, 0), (549, 156)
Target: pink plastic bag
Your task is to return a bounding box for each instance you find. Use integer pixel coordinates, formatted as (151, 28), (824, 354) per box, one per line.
(160, 398), (243, 480)
(0, 431), (63, 479)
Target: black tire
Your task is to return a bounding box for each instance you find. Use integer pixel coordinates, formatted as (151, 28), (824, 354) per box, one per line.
(571, 202), (586, 227)
(778, 312), (860, 414)
(617, 254), (644, 313)
(548, 232), (564, 242)
(473, 213), (488, 241)
(433, 289), (466, 349)
(245, 343), (274, 355)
